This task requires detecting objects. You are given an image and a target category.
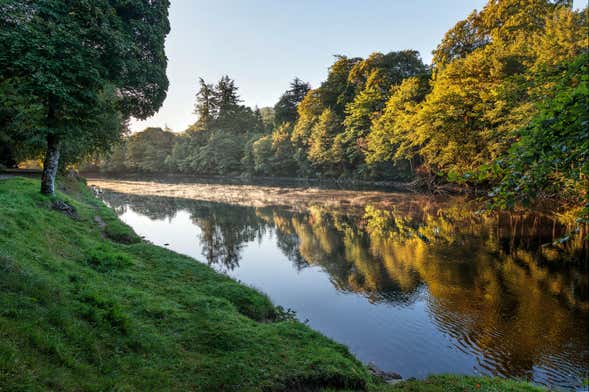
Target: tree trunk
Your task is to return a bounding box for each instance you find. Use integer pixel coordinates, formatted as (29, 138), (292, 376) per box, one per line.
(41, 133), (61, 195)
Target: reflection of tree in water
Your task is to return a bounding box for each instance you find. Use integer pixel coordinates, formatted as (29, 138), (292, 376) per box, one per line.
(358, 203), (588, 387)
(261, 206), (422, 302)
(422, 251), (589, 386)
(102, 190), (179, 221)
(103, 191), (268, 271)
(188, 203), (266, 271)
(275, 229), (308, 271)
(100, 190), (588, 385)
(101, 191), (587, 305)
(256, 201), (588, 386)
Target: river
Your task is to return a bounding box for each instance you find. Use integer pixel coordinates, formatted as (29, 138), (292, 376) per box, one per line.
(89, 177), (589, 390)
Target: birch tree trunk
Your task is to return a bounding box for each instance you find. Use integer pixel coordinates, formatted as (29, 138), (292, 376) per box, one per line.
(41, 133), (60, 195)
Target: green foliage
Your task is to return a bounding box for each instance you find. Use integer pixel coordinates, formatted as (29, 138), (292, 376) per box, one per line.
(365, 0), (586, 208)
(162, 76), (265, 175)
(0, 79), (44, 166)
(258, 106), (276, 130)
(0, 0), (170, 176)
(341, 70), (388, 170)
(242, 123), (300, 176)
(251, 135), (274, 174)
(271, 123), (299, 176)
(0, 131), (17, 167)
(90, 127), (175, 174)
(432, 11), (489, 67)
(315, 56), (360, 117)
(413, 45), (505, 175)
(193, 77), (217, 127)
(308, 109), (344, 175)
(366, 76), (429, 165)
(274, 78), (311, 126)
(342, 51), (429, 174)
(292, 89), (324, 148)
(191, 130), (245, 175)
(491, 53), (589, 208)
(126, 128), (175, 172)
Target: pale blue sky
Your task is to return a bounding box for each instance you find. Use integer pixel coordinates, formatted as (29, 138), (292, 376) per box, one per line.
(130, 0), (584, 132)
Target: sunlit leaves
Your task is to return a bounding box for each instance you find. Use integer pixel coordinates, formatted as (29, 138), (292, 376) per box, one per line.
(491, 53), (589, 209)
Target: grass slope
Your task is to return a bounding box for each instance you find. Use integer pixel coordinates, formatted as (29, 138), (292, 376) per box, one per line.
(0, 178), (545, 392)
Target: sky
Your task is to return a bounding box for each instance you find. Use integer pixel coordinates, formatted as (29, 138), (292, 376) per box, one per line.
(129, 0), (584, 133)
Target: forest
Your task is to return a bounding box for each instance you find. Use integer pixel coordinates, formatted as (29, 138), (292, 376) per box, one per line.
(1, 1), (588, 390)
(2, 0), (588, 211)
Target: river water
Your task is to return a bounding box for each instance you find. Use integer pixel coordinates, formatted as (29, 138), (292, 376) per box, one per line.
(90, 177), (588, 390)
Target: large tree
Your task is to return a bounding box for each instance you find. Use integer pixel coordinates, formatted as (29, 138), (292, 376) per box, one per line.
(365, 75), (430, 167)
(274, 77), (311, 126)
(193, 78), (217, 128)
(0, 0), (170, 194)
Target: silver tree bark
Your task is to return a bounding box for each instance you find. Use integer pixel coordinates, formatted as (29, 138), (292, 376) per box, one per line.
(41, 133), (60, 195)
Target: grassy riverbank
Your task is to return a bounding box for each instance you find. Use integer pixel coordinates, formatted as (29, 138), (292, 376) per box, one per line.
(0, 177), (545, 391)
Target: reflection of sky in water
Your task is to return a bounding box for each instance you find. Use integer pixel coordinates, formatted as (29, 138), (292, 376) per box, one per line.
(112, 199), (588, 391)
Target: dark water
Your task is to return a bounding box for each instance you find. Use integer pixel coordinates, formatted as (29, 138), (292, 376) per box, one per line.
(98, 187), (589, 390)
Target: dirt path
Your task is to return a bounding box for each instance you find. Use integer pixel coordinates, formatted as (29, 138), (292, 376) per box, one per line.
(0, 170), (42, 180)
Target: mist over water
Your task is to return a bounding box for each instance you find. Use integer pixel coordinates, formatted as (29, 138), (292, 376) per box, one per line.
(95, 179), (588, 390)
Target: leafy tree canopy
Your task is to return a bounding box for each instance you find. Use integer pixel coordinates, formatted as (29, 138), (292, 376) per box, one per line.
(274, 78), (311, 126)
(0, 0), (170, 193)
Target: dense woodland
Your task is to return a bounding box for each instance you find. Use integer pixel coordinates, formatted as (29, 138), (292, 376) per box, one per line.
(1, 0), (588, 211)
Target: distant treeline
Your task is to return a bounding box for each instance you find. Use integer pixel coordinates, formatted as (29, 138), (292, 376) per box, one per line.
(74, 1), (589, 207)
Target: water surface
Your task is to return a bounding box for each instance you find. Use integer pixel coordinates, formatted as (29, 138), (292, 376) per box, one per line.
(92, 178), (589, 390)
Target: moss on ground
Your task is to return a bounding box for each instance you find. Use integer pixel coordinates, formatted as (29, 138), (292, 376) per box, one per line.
(0, 178), (546, 391)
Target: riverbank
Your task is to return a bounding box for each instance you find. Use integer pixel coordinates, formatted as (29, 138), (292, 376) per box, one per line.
(0, 177), (546, 391)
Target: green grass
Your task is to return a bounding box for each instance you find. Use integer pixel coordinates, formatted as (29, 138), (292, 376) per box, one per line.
(364, 375), (545, 391)
(0, 177), (546, 391)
